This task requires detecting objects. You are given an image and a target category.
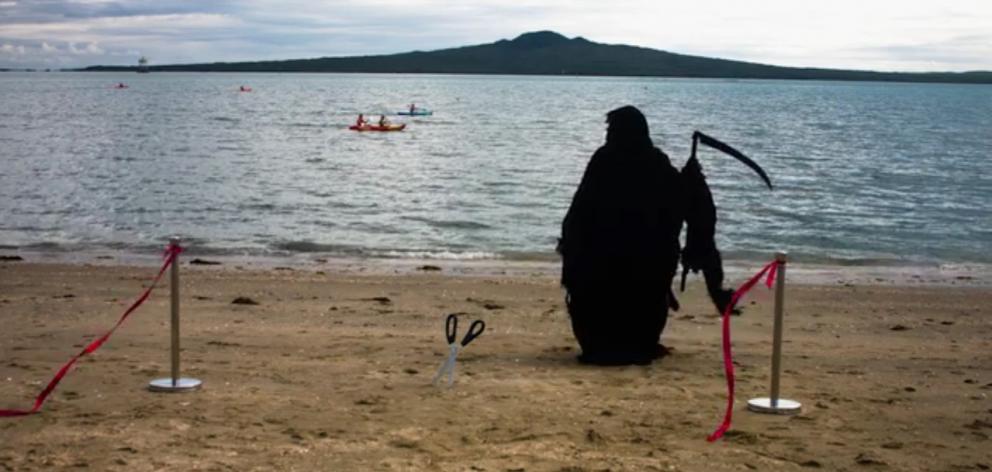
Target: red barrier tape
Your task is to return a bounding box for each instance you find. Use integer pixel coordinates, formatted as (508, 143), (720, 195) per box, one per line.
(0, 243), (183, 417)
(706, 259), (780, 442)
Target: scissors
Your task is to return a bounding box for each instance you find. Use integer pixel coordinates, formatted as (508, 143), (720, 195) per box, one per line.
(432, 313), (485, 387)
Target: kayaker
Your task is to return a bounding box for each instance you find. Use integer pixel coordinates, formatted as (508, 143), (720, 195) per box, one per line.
(356, 114), (367, 127)
(378, 115), (390, 126)
(409, 103), (416, 113)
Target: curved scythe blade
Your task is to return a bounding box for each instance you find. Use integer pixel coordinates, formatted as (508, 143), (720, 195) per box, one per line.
(693, 131), (773, 190)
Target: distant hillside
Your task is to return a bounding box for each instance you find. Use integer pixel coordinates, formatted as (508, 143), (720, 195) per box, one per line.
(83, 31), (992, 84)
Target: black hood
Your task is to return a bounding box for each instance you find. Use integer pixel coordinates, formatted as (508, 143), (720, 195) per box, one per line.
(605, 105), (653, 150)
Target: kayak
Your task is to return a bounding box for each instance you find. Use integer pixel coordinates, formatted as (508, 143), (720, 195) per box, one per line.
(397, 109), (432, 116)
(349, 123), (406, 132)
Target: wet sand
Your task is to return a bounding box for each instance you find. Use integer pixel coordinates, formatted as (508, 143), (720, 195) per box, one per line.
(1, 261), (990, 471)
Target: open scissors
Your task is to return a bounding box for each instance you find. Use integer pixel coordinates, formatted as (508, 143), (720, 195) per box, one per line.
(432, 313), (485, 387)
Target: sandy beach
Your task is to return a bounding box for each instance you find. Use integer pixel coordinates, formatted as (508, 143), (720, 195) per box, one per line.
(1, 259), (990, 471)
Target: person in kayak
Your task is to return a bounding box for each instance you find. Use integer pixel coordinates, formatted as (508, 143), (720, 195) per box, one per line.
(356, 114), (367, 127)
(378, 115), (390, 127)
(409, 103), (416, 113)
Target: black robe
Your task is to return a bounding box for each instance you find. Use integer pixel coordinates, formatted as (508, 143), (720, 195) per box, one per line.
(559, 106), (683, 365)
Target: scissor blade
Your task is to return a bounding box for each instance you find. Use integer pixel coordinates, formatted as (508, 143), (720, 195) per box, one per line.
(446, 356), (458, 387)
(431, 360), (447, 386)
(432, 345), (459, 387)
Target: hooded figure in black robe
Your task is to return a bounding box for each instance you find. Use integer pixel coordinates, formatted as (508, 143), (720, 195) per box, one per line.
(559, 105), (732, 365)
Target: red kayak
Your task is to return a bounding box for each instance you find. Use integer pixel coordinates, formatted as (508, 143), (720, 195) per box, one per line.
(349, 123), (406, 132)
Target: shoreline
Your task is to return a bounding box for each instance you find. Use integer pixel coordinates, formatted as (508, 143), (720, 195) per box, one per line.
(2, 248), (991, 288)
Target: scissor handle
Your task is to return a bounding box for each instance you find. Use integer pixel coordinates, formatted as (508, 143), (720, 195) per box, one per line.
(460, 320), (485, 346)
(444, 314), (458, 344)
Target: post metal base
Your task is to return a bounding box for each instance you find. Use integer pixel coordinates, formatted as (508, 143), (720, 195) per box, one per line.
(747, 397), (801, 415)
(148, 377), (202, 392)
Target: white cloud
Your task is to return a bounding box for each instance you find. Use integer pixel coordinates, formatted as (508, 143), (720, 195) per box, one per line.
(65, 41), (104, 55)
(0, 13), (242, 41)
(0, 43), (26, 55)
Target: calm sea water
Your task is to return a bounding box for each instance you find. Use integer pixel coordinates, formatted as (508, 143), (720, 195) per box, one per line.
(1, 72), (990, 267)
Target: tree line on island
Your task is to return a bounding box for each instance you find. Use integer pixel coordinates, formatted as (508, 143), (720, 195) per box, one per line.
(81, 31), (992, 84)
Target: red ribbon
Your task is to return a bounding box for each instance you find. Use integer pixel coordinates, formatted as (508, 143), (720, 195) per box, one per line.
(706, 259), (780, 442)
(1, 243), (183, 417)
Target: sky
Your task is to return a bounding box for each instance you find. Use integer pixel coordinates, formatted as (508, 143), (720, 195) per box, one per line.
(1, 0), (990, 72)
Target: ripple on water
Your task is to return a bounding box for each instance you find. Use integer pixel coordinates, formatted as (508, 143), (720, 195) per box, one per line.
(0, 73), (989, 266)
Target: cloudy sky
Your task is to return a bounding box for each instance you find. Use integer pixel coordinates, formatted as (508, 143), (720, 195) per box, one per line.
(1, 0), (990, 72)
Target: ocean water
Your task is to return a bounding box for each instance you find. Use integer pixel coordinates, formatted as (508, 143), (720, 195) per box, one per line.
(0, 72), (990, 268)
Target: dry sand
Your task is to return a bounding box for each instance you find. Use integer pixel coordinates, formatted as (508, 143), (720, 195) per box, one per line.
(1, 260), (990, 471)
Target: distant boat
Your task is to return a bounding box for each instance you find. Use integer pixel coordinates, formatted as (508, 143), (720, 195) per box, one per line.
(397, 109), (432, 116)
(137, 56), (149, 74)
(398, 105), (432, 116)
